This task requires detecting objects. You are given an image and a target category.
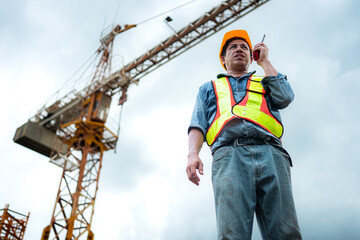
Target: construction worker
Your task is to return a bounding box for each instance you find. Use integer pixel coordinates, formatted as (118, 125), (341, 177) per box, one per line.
(186, 29), (302, 239)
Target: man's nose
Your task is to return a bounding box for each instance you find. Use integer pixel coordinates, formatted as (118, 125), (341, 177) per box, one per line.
(235, 46), (243, 52)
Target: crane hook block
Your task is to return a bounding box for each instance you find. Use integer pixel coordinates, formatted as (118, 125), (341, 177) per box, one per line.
(118, 86), (128, 105)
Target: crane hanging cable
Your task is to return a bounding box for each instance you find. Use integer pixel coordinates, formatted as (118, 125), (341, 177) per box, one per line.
(114, 103), (124, 154)
(43, 0), (198, 111)
(12, 1), (272, 238)
(136, 0), (198, 25)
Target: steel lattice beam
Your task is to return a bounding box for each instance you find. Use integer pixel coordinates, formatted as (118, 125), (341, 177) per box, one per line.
(45, 150), (102, 240)
(32, 0), (270, 128)
(0, 204), (30, 240)
(101, 0), (269, 94)
(13, 1), (271, 239)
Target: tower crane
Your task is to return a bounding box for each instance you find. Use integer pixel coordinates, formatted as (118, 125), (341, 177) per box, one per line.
(13, 0), (270, 239)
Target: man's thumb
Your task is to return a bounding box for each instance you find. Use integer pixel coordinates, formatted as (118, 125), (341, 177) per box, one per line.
(199, 162), (204, 175)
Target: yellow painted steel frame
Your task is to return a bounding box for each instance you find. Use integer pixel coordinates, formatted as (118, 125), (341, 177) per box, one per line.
(0, 204), (30, 240)
(62, 120), (108, 152)
(32, 1), (272, 238)
(44, 134), (104, 239)
(44, 114), (117, 239)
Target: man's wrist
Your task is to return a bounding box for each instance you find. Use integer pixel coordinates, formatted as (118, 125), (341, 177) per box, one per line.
(260, 59), (278, 76)
(188, 152), (199, 159)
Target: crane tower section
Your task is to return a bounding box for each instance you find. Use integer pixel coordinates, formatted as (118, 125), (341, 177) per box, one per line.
(0, 204), (30, 240)
(13, 0), (270, 239)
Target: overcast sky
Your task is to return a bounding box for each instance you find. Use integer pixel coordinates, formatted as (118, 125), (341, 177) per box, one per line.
(1, 0), (360, 239)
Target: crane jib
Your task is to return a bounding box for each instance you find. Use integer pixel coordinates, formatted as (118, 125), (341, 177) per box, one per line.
(12, 1), (271, 239)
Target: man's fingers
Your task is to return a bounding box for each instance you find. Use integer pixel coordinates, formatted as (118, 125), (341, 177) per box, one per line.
(191, 165), (200, 181)
(199, 161), (204, 175)
(186, 164), (201, 186)
(186, 155), (204, 186)
(187, 169), (199, 185)
(190, 175), (199, 186)
(253, 43), (267, 52)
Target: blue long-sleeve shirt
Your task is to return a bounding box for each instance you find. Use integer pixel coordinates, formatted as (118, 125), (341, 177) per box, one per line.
(188, 71), (294, 153)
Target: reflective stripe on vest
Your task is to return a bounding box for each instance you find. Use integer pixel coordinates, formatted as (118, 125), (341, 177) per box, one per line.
(205, 76), (283, 146)
(205, 77), (237, 146)
(233, 75), (283, 138)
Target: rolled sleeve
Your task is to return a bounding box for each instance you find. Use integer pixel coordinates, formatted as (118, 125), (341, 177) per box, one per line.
(188, 85), (210, 138)
(261, 73), (294, 109)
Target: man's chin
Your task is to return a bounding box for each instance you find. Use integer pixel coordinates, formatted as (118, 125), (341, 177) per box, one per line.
(233, 62), (248, 68)
(228, 63), (248, 72)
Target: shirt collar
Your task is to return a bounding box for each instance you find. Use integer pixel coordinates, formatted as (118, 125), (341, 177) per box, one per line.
(217, 70), (256, 80)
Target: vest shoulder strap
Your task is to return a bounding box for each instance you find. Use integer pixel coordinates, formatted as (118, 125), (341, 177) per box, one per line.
(247, 75), (265, 94)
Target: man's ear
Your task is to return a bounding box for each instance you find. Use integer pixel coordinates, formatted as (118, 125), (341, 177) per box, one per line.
(220, 55), (226, 65)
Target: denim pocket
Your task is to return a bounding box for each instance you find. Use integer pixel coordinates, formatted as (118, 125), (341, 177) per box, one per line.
(272, 145), (292, 167)
(212, 146), (232, 163)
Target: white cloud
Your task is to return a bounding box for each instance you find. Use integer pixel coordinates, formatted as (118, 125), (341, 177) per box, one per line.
(2, 0), (360, 239)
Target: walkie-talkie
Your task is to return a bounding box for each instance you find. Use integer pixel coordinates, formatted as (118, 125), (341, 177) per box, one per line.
(253, 34), (266, 61)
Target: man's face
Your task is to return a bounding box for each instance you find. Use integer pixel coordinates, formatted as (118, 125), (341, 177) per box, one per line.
(221, 39), (252, 71)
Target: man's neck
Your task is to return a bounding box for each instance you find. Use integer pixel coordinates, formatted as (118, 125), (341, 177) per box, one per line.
(226, 69), (248, 78)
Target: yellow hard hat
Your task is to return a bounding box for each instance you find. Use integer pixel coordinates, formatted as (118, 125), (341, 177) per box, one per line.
(219, 29), (252, 69)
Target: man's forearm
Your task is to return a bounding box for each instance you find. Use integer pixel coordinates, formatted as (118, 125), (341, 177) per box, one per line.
(188, 128), (204, 157)
(260, 59), (278, 77)
(187, 128), (205, 186)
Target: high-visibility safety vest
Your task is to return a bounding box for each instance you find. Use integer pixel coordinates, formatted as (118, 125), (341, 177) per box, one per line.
(205, 75), (283, 146)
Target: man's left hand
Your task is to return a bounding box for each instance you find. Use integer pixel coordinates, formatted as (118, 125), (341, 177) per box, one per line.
(253, 42), (269, 65)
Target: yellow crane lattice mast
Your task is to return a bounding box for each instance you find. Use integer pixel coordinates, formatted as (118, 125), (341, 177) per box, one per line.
(13, 0), (270, 239)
